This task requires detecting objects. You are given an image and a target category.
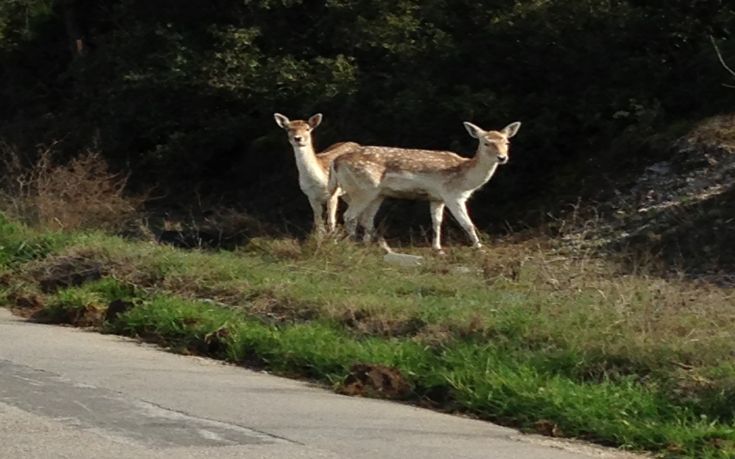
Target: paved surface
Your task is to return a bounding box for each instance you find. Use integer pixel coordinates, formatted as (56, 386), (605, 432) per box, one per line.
(0, 309), (640, 458)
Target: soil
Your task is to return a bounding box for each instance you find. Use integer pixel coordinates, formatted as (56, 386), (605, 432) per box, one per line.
(104, 299), (134, 322)
(34, 254), (107, 293)
(7, 292), (45, 318)
(564, 116), (735, 278)
(340, 308), (426, 337)
(338, 363), (412, 400)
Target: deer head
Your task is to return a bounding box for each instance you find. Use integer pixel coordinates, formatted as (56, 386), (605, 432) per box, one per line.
(463, 121), (521, 165)
(273, 113), (323, 149)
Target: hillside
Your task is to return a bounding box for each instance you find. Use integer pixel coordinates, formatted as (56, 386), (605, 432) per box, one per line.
(551, 115), (735, 277)
(1, 1), (734, 231)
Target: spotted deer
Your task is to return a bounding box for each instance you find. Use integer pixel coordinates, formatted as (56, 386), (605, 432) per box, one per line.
(329, 121), (521, 252)
(274, 113), (360, 233)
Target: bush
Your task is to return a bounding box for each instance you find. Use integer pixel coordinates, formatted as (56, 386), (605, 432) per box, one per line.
(0, 144), (144, 231)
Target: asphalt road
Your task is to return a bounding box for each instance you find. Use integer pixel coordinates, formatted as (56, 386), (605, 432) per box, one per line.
(0, 309), (641, 459)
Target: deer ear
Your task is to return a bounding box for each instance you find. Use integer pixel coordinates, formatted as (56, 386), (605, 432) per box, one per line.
(274, 113), (290, 129)
(502, 121), (521, 138)
(463, 122), (484, 139)
(308, 113), (323, 129)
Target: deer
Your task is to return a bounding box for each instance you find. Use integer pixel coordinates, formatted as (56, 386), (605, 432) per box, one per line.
(328, 121), (521, 253)
(274, 113), (360, 233)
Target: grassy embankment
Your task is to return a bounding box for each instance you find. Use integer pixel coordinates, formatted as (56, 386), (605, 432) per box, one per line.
(1, 215), (734, 458)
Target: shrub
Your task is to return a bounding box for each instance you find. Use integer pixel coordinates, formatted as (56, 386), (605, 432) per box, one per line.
(0, 143), (145, 231)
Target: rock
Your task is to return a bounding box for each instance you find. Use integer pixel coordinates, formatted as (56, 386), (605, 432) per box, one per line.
(383, 252), (423, 267)
(450, 265), (475, 274)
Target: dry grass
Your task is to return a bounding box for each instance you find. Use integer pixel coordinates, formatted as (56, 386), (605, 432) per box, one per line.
(0, 143), (145, 231)
(685, 114), (735, 148)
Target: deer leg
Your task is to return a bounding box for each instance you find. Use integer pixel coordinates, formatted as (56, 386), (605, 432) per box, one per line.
(360, 197), (384, 243)
(429, 201), (446, 253)
(343, 194), (374, 240)
(326, 190), (340, 233)
(445, 199), (481, 248)
(308, 196), (325, 234)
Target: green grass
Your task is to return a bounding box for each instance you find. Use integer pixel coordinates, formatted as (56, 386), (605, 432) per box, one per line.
(2, 214), (735, 457)
(0, 215), (70, 266)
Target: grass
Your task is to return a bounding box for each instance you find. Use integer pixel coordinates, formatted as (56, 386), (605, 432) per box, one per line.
(1, 213), (735, 457)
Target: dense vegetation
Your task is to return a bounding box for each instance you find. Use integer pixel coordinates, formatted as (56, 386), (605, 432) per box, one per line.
(1, 0), (734, 226)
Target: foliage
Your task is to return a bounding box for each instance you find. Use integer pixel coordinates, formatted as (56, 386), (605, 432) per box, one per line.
(0, 0), (53, 48)
(0, 213), (69, 265)
(0, 1), (733, 226)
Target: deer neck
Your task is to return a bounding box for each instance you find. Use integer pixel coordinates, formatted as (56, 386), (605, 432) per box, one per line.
(293, 142), (328, 191)
(460, 148), (500, 190)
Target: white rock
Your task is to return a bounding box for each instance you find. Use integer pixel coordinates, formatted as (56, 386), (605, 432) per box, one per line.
(383, 252), (424, 267)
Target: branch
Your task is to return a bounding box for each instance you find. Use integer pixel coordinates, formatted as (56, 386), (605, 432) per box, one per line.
(710, 35), (735, 79)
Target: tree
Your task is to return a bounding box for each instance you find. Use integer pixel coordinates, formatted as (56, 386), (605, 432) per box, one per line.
(711, 36), (735, 88)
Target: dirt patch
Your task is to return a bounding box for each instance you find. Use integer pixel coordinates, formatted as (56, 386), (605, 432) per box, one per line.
(412, 323), (455, 348)
(341, 308), (426, 337)
(111, 262), (163, 289)
(32, 254), (108, 292)
(534, 420), (564, 437)
(0, 271), (13, 288)
(338, 363), (413, 400)
(34, 304), (105, 327)
(150, 207), (277, 250)
(7, 292), (46, 318)
(104, 299), (134, 322)
(249, 295), (320, 324)
(161, 275), (249, 305)
(481, 257), (524, 282)
(201, 325), (231, 356)
(448, 314), (489, 340)
(414, 383), (455, 410)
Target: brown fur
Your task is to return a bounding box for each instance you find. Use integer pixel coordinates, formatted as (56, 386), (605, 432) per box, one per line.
(334, 141), (495, 190)
(317, 142), (361, 171)
(274, 112), (361, 232)
(330, 121), (521, 251)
